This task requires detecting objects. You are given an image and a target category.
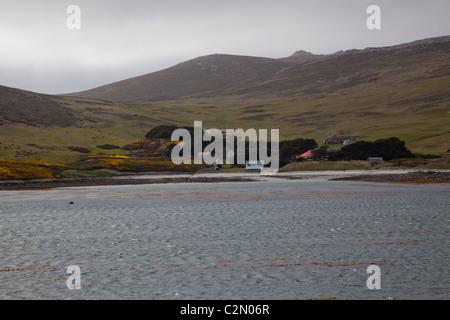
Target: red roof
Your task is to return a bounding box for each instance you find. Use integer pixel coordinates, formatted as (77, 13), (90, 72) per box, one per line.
(298, 150), (313, 157)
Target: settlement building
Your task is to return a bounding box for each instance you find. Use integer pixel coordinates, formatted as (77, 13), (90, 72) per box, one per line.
(245, 160), (264, 170)
(297, 150), (313, 160)
(323, 134), (344, 144)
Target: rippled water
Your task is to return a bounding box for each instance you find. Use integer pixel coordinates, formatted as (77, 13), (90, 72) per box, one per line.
(0, 180), (449, 300)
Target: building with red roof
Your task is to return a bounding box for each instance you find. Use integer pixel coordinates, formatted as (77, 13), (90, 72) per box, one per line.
(297, 150), (313, 160)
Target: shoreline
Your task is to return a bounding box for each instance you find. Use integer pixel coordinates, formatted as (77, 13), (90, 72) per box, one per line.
(0, 169), (449, 190)
(330, 170), (450, 184)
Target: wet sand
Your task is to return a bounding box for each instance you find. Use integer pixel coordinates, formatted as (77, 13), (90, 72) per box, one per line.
(0, 169), (449, 190)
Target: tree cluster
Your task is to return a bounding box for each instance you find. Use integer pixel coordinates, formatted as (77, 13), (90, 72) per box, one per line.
(279, 138), (317, 166)
(325, 137), (413, 161)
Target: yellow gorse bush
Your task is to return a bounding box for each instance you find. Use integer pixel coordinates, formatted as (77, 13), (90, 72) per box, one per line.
(83, 154), (199, 172)
(122, 139), (160, 151)
(0, 159), (67, 180)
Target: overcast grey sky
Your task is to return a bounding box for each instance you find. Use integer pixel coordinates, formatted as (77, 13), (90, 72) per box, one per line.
(0, 0), (449, 94)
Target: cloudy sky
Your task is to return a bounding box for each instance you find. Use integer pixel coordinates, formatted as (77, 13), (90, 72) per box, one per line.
(0, 0), (449, 94)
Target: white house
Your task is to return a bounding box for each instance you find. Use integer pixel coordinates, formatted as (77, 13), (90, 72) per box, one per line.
(204, 129), (224, 135)
(245, 160), (264, 170)
(343, 139), (353, 146)
(213, 159), (224, 170)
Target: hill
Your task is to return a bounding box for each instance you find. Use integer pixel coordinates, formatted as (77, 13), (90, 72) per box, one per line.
(68, 36), (450, 103)
(0, 85), (76, 127)
(0, 35), (449, 174)
(67, 54), (296, 102)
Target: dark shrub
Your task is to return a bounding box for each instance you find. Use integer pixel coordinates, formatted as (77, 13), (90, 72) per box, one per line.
(97, 144), (120, 150)
(68, 146), (90, 153)
(145, 125), (194, 139)
(328, 137), (413, 161)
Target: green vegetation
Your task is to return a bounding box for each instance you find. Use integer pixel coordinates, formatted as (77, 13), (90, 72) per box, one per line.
(1, 74), (449, 168)
(0, 133), (202, 179)
(76, 154), (203, 173)
(0, 159), (66, 180)
(1, 115), (448, 180)
(326, 137), (413, 161)
(145, 125), (194, 139)
(1, 37), (449, 179)
(279, 138), (317, 166)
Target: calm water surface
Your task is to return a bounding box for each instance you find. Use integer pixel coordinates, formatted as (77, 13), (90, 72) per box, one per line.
(0, 180), (449, 300)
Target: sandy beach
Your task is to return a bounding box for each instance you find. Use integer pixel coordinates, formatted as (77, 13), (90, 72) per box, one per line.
(0, 168), (449, 190)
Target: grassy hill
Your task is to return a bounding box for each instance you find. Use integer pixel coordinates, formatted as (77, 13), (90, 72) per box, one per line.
(67, 54), (296, 102)
(0, 36), (449, 177)
(69, 36), (450, 103)
(0, 86), (76, 127)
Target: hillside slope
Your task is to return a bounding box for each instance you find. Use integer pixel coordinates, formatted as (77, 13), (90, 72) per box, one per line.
(0, 35), (449, 167)
(68, 54), (297, 102)
(0, 85), (76, 127)
(69, 36), (450, 103)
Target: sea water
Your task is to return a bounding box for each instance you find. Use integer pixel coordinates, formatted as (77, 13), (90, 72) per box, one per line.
(0, 180), (448, 300)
